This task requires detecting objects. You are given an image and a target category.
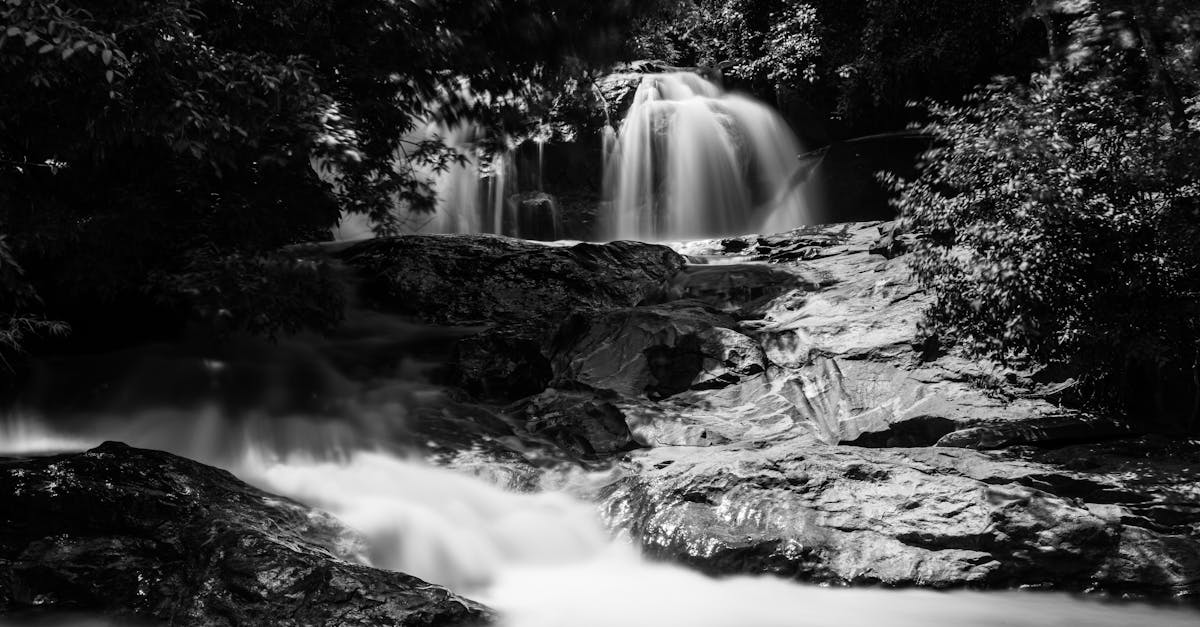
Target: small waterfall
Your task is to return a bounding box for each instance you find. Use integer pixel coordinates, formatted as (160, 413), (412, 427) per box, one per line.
(604, 72), (812, 241)
(331, 124), (518, 241)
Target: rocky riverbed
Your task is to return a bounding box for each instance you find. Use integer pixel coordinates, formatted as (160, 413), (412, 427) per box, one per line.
(3, 222), (1199, 624)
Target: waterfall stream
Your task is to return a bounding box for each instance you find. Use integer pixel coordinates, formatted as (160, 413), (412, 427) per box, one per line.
(3, 418), (1198, 627)
(1, 266), (1196, 627)
(604, 73), (812, 240)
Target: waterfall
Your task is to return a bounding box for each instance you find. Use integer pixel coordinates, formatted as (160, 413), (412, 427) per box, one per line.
(330, 124), (517, 241)
(604, 72), (813, 241)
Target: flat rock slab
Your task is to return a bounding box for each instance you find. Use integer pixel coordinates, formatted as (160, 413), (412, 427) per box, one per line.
(0, 442), (490, 626)
(603, 437), (1200, 597)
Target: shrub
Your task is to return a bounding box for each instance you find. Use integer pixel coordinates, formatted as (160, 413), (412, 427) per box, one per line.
(893, 57), (1200, 415)
(0, 236), (68, 371)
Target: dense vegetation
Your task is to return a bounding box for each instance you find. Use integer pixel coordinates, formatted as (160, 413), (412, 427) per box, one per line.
(627, 0), (1046, 138)
(0, 0), (633, 370)
(630, 0), (1199, 429)
(2, 0), (1197, 429)
(893, 1), (1200, 429)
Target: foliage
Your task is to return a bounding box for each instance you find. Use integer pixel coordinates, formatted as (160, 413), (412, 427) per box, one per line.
(628, 0), (1040, 135)
(0, 236), (68, 371)
(893, 1), (1200, 411)
(0, 0), (633, 355)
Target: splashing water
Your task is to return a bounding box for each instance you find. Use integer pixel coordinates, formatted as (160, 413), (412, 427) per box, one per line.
(3, 328), (1199, 627)
(4, 415), (1200, 627)
(605, 73), (812, 241)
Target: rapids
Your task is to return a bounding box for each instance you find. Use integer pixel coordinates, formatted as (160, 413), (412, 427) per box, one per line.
(2, 309), (1197, 627)
(3, 417), (1200, 627)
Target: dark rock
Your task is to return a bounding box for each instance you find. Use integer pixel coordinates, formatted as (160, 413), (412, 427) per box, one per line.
(451, 324), (554, 403)
(650, 263), (803, 314)
(843, 415), (959, 447)
(550, 301), (764, 399)
(719, 239), (750, 253)
(520, 388), (640, 458)
(936, 415), (1140, 450)
(0, 442), (490, 626)
(868, 221), (917, 259)
(338, 236), (684, 326)
(512, 192), (562, 242)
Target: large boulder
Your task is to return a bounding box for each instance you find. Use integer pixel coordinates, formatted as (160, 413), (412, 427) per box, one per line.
(0, 443), (490, 626)
(592, 222), (1200, 596)
(338, 236), (684, 326)
(338, 236), (686, 405)
(603, 437), (1200, 596)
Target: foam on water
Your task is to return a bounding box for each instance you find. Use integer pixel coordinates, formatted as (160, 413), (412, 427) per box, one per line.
(4, 417), (1199, 627)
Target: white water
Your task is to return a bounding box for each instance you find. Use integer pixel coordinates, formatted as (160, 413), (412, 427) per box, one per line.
(3, 416), (1199, 627)
(331, 124), (517, 241)
(605, 73), (813, 241)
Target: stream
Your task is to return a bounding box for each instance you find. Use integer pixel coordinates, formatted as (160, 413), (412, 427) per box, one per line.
(3, 310), (1199, 627)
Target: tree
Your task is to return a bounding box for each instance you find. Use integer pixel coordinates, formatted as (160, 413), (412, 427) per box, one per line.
(0, 0), (633, 355)
(628, 0), (1044, 137)
(894, 0), (1200, 430)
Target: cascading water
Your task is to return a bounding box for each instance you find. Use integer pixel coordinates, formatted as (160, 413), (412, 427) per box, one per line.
(4, 416), (1200, 627)
(328, 122), (575, 242)
(4, 323), (1200, 627)
(330, 124), (518, 241)
(604, 73), (813, 241)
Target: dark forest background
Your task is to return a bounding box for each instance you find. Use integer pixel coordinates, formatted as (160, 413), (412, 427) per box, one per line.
(1, 0), (1197, 430)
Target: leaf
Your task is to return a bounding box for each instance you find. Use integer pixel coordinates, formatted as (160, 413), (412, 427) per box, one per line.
(38, 43), (54, 54)
(4, 26), (19, 37)
(105, 69), (113, 83)
(62, 47), (74, 60)
(101, 48), (112, 65)
(23, 31), (37, 46)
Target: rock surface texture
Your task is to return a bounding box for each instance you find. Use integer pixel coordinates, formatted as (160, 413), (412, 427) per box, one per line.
(338, 222), (1200, 597)
(338, 236), (683, 326)
(603, 437), (1200, 595)
(595, 223), (1200, 596)
(0, 442), (490, 626)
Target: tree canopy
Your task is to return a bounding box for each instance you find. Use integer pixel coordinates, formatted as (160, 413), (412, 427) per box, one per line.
(894, 0), (1200, 428)
(0, 0), (634, 359)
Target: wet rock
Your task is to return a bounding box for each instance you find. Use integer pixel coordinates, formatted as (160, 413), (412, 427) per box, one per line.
(868, 221), (917, 259)
(452, 324), (554, 403)
(520, 388), (640, 458)
(512, 192), (562, 241)
(604, 439), (1200, 596)
(843, 415), (959, 448)
(0, 442), (490, 626)
(619, 373), (816, 447)
(651, 263), (804, 313)
(936, 414), (1139, 450)
(338, 236), (684, 325)
(550, 301), (764, 399)
(596, 222), (1200, 597)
